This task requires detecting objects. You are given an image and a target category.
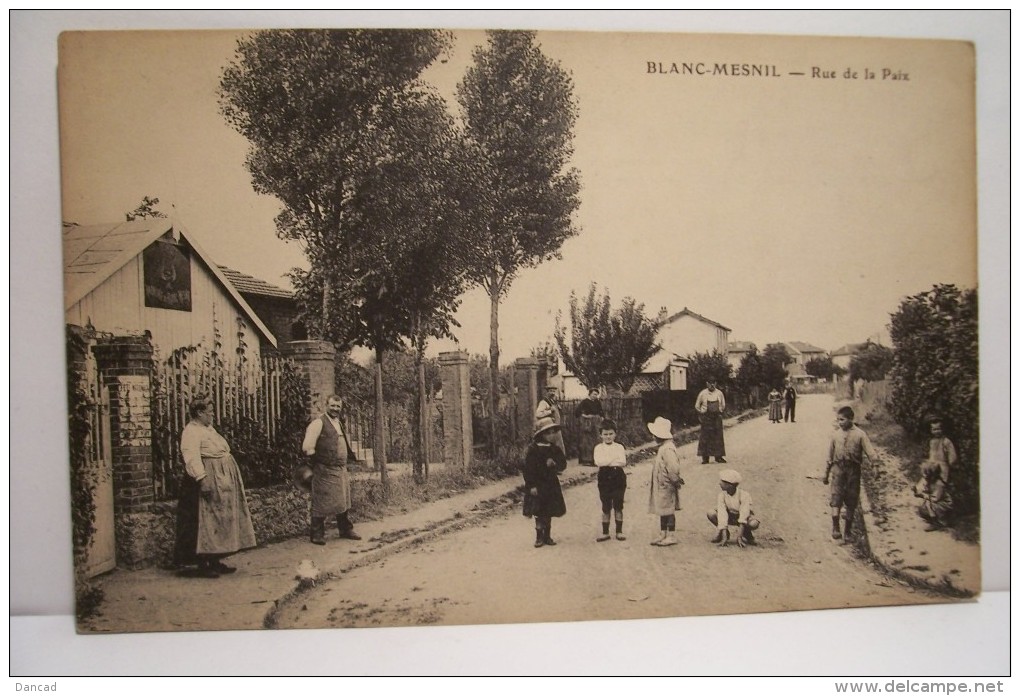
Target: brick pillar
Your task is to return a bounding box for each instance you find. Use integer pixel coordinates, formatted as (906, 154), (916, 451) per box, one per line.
(439, 351), (472, 469)
(514, 358), (540, 443)
(281, 340), (335, 416)
(92, 336), (154, 515)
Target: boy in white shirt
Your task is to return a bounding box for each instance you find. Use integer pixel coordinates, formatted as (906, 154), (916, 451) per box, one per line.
(707, 469), (759, 547)
(594, 419), (628, 541)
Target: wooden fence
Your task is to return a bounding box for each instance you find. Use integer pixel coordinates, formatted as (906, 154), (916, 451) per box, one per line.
(151, 352), (302, 500)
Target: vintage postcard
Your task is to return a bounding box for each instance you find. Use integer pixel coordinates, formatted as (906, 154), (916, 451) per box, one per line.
(57, 26), (981, 640)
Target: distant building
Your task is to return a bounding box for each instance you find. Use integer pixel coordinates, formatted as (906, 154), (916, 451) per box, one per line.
(657, 307), (731, 358)
(783, 341), (828, 367)
(561, 307), (728, 396)
(830, 342), (871, 372)
(727, 340), (757, 372)
(218, 266), (302, 347)
(780, 341), (828, 382)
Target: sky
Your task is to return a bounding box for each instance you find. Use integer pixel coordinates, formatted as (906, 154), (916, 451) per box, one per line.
(53, 16), (983, 365)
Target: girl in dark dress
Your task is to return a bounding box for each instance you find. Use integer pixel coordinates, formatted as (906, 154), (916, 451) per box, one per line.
(521, 415), (567, 548)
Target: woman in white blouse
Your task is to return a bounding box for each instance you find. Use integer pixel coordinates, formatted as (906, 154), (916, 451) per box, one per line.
(172, 397), (256, 578)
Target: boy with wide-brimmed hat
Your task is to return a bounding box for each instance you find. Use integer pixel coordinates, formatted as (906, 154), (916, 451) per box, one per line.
(521, 414), (568, 548)
(647, 416), (685, 547)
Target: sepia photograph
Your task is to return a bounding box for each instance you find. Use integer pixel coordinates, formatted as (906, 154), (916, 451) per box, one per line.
(13, 10), (1009, 677)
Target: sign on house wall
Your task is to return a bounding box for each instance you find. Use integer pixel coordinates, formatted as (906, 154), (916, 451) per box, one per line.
(143, 239), (192, 311)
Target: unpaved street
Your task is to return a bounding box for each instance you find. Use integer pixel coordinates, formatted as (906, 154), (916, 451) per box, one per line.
(274, 394), (938, 629)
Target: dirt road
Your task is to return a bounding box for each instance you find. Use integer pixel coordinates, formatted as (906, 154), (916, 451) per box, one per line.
(274, 394), (939, 629)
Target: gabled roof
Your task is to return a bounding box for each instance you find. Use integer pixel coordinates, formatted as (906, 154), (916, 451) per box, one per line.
(831, 342), (869, 357)
(662, 307), (731, 332)
(218, 266), (294, 300)
(727, 340), (756, 353)
(62, 218), (277, 347)
(785, 341), (827, 354)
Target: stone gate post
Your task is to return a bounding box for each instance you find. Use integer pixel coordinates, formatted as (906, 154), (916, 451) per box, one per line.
(514, 357), (540, 442)
(439, 351), (472, 469)
(280, 340), (335, 417)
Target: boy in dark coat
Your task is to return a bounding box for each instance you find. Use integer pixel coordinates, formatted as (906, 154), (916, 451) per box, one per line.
(522, 414), (568, 548)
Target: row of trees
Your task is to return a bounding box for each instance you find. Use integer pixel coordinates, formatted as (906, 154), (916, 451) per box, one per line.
(218, 30), (581, 481)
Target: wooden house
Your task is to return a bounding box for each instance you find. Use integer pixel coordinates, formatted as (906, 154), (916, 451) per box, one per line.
(63, 219), (278, 357)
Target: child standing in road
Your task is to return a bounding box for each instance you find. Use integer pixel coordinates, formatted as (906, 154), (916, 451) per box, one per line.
(647, 416), (685, 547)
(823, 406), (883, 541)
(521, 415), (568, 548)
(593, 419), (628, 542)
(706, 469), (760, 547)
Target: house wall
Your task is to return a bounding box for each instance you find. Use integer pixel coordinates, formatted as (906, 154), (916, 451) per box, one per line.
(832, 354), (853, 370)
(727, 352), (747, 372)
(66, 254), (262, 360)
(658, 315), (729, 358)
(243, 295), (300, 347)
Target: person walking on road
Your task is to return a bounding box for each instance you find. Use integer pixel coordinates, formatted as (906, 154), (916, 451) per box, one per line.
(521, 414), (568, 548)
(174, 396), (257, 578)
(823, 406), (883, 541)
(647, 416), (684, 547)
(783, 382), (798, 423)
(695, 380), (727, 463)
(302, 394), (362, 545)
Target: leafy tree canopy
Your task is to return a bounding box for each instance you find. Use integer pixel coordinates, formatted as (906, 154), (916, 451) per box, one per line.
(554, 283), (660, 393)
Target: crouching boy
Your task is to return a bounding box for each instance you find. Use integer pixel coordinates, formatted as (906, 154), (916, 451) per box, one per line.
(707, 468), (760, 547)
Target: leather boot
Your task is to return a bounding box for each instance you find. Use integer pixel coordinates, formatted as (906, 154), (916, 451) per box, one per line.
(337, 513), (362, 540)
(543, 524), (556, 546)
(310, 516), (326, 545)
(534, 526), (545, 548)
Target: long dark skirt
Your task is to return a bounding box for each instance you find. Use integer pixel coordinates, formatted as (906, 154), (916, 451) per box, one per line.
(173, 476), (201, 567)
(578, 415), (601, 465)
(697, 413), (726, 457)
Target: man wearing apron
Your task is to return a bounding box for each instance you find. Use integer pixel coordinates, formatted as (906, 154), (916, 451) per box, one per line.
(302, 394), (362, 544)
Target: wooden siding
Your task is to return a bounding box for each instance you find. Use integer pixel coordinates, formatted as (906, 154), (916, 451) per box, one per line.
(66, 253), (261, 359)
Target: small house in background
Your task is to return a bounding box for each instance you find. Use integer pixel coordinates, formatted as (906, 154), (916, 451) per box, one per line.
(830, 342), (870, 372)
(782, 341), (828, 382)
(218, 265), (303, 347)
(63, 218), (278, 358)
(727, 340), (757, 372)
(783, 341), (828, 367)
(657, 307), (731, 358)
(561, 307), (727, 397)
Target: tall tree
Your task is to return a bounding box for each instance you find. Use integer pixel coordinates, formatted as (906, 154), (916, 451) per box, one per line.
(761, 343), (793, 388)
(219, 29), (455, 485)
(219, 29), (452, 344)
(457, 30), (582, 453)
(554, 283), (660, 393)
